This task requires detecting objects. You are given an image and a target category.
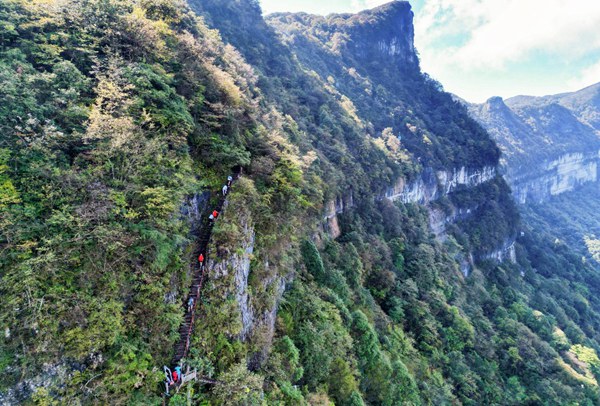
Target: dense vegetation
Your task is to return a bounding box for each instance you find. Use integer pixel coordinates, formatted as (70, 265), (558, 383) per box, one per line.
(2, 0), (600, 405)
(266, 5), (500, 171)
(0, 0), (316, 402)
(523, 182), (600, 263)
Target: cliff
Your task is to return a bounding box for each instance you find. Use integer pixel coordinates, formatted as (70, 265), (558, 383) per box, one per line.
(266, 2), (516, 262)
(468, 86), (600, 203)
(267, 2), (501, 171)
(6, 1), (600, 405)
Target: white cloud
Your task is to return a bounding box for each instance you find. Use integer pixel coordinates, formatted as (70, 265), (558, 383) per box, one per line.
(568, 60), (600, 91)
(414, 0), (600, 101)
(350, 0), (390, 12)
(416, 0), (600, 70)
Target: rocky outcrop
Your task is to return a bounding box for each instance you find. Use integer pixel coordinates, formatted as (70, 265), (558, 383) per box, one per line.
(247, 261), (287, 370)
(344, 1), (418, 67)
(323, 165), (500, 243)
(165, 192), (212, 305)
(428, 205), (478, 238)
(0, 362), (77, 405)
(180, 192), (211, 236)
(322, 165), (517, 269)
(323, 192), (354, 238)
(477, 239), (517, 264)
(207, 194), (287, 368)
(208, 205), (256, 341)
(384, 166), (496, 204)
(510, 151), (600, 204)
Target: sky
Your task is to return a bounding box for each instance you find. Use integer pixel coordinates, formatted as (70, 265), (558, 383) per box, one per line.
(260, 0), (600, 103)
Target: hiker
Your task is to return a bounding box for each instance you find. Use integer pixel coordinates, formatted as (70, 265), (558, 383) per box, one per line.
(212, 210), (219, 220)
(164, 366), (174, 385)
(227, 175), (233, 186)
(174, 366), (182, 383)
(187, 297), (194, 312)
(222, 185), (228, 196)
(198, 253), (204, 264)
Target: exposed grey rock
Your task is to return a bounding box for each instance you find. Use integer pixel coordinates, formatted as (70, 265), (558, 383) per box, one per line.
(466, 84), (600, 204)
(384, 166), (496, 204)
(208, 216), (256, 340)
(477, 239), (517, 264)
(0, 363), (70, 405)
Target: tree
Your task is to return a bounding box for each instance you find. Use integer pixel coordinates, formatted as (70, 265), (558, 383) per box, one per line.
(212, 363), (265, 406)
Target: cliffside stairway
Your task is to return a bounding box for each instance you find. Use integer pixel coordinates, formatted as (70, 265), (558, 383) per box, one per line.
(165, 174), (238, 395)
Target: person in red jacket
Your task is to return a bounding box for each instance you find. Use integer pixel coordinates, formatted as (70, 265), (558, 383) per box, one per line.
(212, 210), (219, 219)
(198, 253), (204, 264)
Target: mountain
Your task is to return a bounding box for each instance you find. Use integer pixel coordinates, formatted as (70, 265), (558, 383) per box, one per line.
(468, 83), (600, 280)
(468, 85), (600, 203)
(3, 1), (600, 405)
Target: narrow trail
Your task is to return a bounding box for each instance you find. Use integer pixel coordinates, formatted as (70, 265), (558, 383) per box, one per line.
(171, 177), (235, 366)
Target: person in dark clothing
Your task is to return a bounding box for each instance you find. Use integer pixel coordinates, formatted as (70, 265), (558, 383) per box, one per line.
(164, 366), (174, 385)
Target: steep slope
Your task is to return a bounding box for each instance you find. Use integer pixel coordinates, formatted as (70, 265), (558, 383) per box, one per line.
(0, 0), (317, 402)
(3, 1), (600, 405)
(469, 83), (600, 270)
(469, 85), (600, 203)
(264, 2), (516, 260)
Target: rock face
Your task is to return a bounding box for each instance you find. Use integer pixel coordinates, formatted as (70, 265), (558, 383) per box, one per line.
(208, 204), (256, 341)
(384, 166), (496, 204)
(180, 192), (211, 236)
(428, 205), (477, 238)
(323, 192), (354, 239)
(324, 164), (513, 269)
(207, 195), (286, 368)
(467, 84), (600, 204)
(341, 1), (418, 67)
(510, 151), (600, 204)
(324, 165), (496, 240)
(0, 362), (72, 405)
(477, 239), (517, 264)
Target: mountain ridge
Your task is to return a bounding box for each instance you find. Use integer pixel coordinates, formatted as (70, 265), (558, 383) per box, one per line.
(3, 1), (600, 404)
(467, 83), (600, 203)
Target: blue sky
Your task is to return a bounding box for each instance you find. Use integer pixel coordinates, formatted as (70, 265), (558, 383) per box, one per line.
(260, 0), (600, 102)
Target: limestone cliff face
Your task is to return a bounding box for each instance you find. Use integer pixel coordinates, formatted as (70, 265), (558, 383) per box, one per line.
(510, 151), (600, 204)
(477, 238), (517, 264)
(323, 192), (354, 239)
(324, 165), (515, 270)
(467, 86), (600, 204)
(384, 166), (496, 204)
(210, 229), (255, 340)
(207, 200), (256, 340)
(428, 205), (477, 238)
(207, 194), (286, 367)
(324, 166), (496, 240)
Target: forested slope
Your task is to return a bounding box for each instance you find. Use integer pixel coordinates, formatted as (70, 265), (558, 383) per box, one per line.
(2, 1), (600, 405)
